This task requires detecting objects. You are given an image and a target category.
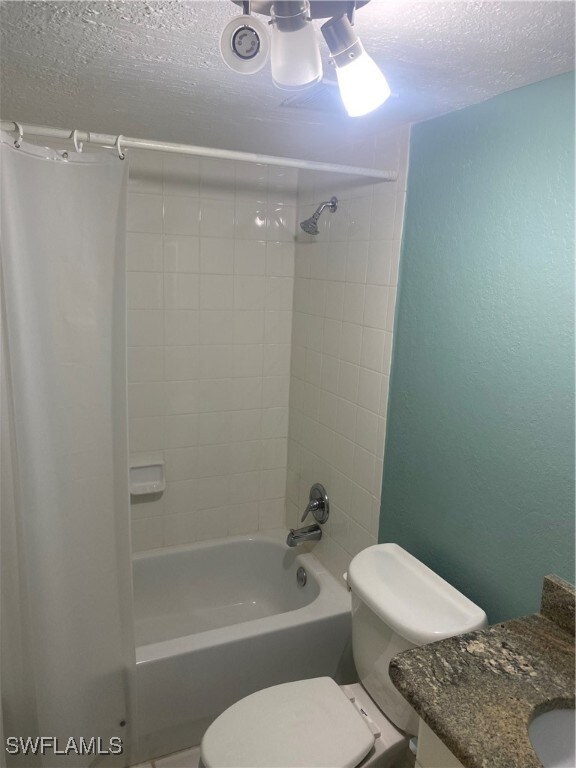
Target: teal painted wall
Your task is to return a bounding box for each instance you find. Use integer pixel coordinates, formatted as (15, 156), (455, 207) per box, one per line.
(379, 72), (575, 624)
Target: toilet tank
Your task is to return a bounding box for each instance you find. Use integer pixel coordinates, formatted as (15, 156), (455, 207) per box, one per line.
(347, 544), (487, 734)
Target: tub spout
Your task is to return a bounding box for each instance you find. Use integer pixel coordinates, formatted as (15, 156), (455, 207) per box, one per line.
(286, 523), (322, 547)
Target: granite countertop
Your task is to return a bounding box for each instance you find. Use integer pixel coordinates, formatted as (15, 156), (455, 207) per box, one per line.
(389, 575), (575, 768)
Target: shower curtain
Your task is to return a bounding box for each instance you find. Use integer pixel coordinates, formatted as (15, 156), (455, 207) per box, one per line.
(0, 133), (135, 766)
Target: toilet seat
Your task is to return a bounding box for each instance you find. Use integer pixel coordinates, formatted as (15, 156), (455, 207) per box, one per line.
(201, 677), (375, 768)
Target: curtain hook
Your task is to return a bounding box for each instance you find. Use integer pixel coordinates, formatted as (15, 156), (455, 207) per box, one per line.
(115, 135), (126, 160)
(72, 129), (83, 153)
(13, 122), (23, 149)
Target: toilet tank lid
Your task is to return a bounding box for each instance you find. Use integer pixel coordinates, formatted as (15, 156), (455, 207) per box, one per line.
(347, 544), (487, 645)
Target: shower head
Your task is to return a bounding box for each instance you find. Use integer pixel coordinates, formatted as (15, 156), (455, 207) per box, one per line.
(300, 196), (338, 235)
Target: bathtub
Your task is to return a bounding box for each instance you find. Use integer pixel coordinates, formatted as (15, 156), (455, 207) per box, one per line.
(133, 530), (352, 762)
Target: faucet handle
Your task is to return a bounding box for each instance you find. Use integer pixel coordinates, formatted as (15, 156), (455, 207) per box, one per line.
(301, 498), (321, 522)
(300, 483), (330, 524)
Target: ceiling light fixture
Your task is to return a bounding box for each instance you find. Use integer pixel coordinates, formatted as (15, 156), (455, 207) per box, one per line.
(321, 13), (390, 117)
(220, 12), (270, 74)
(270, 1), (322, 90)
(221, 1), (390, 116)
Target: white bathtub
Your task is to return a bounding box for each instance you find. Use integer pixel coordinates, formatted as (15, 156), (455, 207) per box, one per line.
(133, 531), (352, 762)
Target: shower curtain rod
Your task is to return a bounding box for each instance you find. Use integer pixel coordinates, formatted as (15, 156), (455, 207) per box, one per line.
(0, 120), (398, 182)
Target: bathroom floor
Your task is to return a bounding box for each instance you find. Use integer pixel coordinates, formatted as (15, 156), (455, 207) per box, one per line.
(133, 746), (201, 768)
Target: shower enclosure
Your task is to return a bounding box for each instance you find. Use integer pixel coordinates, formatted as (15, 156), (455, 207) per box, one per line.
(0, 118), (408, 763)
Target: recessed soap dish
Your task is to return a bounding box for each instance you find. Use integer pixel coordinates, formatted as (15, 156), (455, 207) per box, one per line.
(130, 461), (165, 496)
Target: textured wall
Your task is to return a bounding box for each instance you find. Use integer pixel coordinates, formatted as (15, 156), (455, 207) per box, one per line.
(380, 72), (575, 623)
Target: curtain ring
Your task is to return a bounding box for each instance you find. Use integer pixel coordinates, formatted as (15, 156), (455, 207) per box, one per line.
(13, 122), (23, 149)
(115, 135), (126, 160)
(72, 129), (83, 153)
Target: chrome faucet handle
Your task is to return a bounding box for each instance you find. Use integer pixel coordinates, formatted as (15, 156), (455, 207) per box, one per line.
(300, 483), (329, 524)
(300, 498), (321, 522)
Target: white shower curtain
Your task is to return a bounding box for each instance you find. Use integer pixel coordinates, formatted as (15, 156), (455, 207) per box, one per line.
(0, 133), (135, 766)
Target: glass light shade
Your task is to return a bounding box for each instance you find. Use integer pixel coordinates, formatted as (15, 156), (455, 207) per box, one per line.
(335, 44), (391, 117)
(270, 19), (322, 90)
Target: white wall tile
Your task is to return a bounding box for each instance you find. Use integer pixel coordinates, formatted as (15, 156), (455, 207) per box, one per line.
(369, 192), (396, 241)
(343, 283), (366, 324)
(262, 407), (289, 439)
(231, 410), (262, 442)
(163, 155), (200, 196)
(200, 199), (235, 238)
(127, 155), (296, 551)
(263, 344), (290, 376)
(233, 344), (263, 377)
(358, 367), (382, 413)
(200, 275), (234, 310)
(131, 491), (164, 520)
(164, 381), (199, 414)
(360, 327), (385, 372)
(228, 503), (260, 536)
(126, 131), (408, 559)
(165, 414), (198, 448)
(164, 273), (200, 309)
(164, 346), (199, 380)
(262, 376), (290, 408)
(235, 200), (267, 240)
(128, 150), (163, 195)
(235, 276), (266, 310)
(128, 310), (164, 346)
(200, 238), (234, 275)
(129, 416), (164, 452)
(340, 323), (363, 365)
(345, 242), (368, 284)
(127, 233), (163, 272)
(237, 162), (268, 200)
(128, 346), (164, 382)
(128, 382), (165, 418)
(164, 311), (199, 346)
(264, 311), (292, 344)
(233, 377), (263, 410)
(233, 310), (264, 344)
(231, 441), (261, 474)
(259, 498), (285, 530)
(132, 517), (163, 552)
(164, 196), (200, 236)
(127, 193), (163, 233)
(286, 125), (410, 579)
(265, 277), (293, 311)
(266, 241), (295, 277)
(267, 204), (295, 242)
(164, 447), (200, 482)
(363, 285), (389, 330)
(325, 281), (345, 320)
(201, 158), (236, 200)
(199, 310), (234, 345)
(127, 272), (163, 309)
(235, 240), (266, 275)
(164, 236), (200, 273)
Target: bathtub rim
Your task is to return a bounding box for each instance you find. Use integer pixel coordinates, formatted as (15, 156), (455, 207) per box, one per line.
(133, 528), (350, 664)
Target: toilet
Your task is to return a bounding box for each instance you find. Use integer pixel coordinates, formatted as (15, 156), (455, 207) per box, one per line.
(200, 543), (487, 768)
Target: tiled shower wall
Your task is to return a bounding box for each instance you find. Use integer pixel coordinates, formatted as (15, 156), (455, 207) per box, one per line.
(286, 125), (410, 579)
(126, 151), (297, 551)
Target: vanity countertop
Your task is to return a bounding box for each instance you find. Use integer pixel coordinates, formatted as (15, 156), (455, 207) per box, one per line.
(389, 575), (575, 768)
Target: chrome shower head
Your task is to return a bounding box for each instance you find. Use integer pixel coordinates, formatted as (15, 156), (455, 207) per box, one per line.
(300, 196), (338, 235)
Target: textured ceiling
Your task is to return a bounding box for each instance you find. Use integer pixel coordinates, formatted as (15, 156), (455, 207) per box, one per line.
(1, 1), (574, 162)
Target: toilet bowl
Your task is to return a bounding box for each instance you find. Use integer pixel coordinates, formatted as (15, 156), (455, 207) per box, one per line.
(200, 543), (487, 768)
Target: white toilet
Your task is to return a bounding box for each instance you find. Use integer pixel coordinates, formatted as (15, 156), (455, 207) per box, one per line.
(200, 543), (487, 768)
